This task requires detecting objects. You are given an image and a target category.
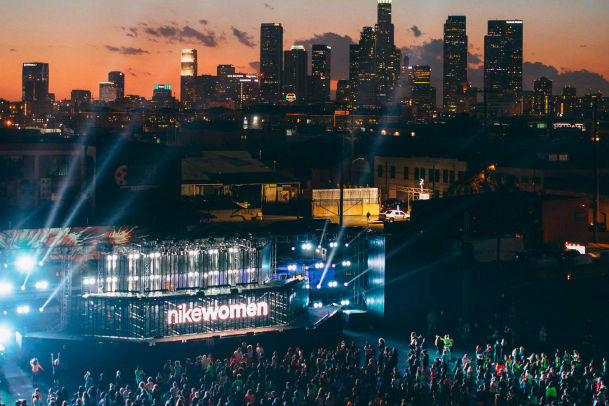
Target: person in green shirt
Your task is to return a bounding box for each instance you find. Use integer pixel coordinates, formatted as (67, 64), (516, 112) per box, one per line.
(134, 365), (144, 384)
(545, 383), (557, 399)
(437, 334), (454, 361)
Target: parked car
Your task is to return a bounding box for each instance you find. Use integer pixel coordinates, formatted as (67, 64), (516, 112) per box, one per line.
(379, 209), (410, 222)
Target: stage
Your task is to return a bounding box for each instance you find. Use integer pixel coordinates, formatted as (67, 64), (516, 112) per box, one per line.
(24, 305), (341, 345)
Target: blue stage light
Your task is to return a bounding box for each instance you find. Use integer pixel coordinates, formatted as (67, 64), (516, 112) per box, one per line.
(0, 325), (12, 343)
(15, 255), (36, 273)
(0, 282), (13, 295)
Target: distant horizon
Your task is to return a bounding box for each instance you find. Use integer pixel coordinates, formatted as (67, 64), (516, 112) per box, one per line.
(1, 0), (608, 101)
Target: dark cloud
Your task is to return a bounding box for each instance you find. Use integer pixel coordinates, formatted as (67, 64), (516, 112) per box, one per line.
(9, 48), (16, 52)
(410, 25), (422, 38)
(199, 19), (208, 25)
(249, 61), (260, 71)
(144, 27), (159, 36)
(402, 39), (443, 70)
(182, 25), (218, 46)
(522, 62), (609, 94)
(295, 32), (355, 79)
(143, 24), (218, 47)
(264, 2), (274, 9)
(123, 27), (138, 38)
(231, 27), (255, 47)
(405, 40), (609, 102)
(104, 45), (149, 55)
(128, 72), (137, 77)
(580, 44), (587, 48)
(469, 52), (482, 66)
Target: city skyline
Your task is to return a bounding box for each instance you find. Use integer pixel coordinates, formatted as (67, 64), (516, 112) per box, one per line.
(1, 0), (608, 100)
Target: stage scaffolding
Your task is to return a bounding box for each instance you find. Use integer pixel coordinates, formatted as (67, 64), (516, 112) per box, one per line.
(88, 237), (270, 294)
(68, 236), (311, 340)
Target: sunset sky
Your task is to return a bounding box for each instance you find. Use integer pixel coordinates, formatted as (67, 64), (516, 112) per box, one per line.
(1, 0), (608, 101)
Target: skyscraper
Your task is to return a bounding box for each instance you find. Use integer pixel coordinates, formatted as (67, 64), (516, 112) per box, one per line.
(559, 85), (577, 118)
(283, 45), (307, 103)
(216, 64), (236, 103)
(411, 65), (433, 110)
(260, 23), (283, 103)
(152, 84), (173, 103)
(488, 20), (523, 95)
(443, 15), (468, 114)
(180, 49), (198, 105)
(357, 26), (377, 106)
(181, 49), (198, 77)
(71, 90), (91, 105)
(99, 82), (118, 102)
(108, 71), (125, 99)
(310, 45), (331, 103)
(349, 44), (360, 82)
(374, 0), (401, 102)
(532, 76), (553, 116)
(484, 20), (523, 117)
(22, 62), (49, 103)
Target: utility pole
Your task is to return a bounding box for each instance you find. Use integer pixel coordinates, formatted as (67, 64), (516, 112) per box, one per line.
(592, 99), (600, 242)
(339, 132), (344, 228)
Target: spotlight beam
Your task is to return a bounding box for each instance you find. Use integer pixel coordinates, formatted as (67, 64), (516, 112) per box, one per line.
(362, 254), (457, 299)
(318, 226), (346, 288)
(346, 228), (367, 246)
(318, 219), (329, 248)
(42, 136), (128, 263)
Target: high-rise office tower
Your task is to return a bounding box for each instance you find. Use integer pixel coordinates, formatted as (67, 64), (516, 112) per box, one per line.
(180, 49), (198, 105)
(22, 62), (49, 103)
(181, 49), (198, 76)
(357, 26), (377, 106)
(310, 44), (331, 103)
(71, 90), (91, 105)
(533, 76), (552, 95)
(70, 89), (91, 112)
(559, 85), (577, 118)
(108, 71), (125, 99)
(396, 54), (412, 101)
(99, 82), (118, 102)
(217, 64), (235, 77)
(260, 23), (283, 103)
(347, 44), (361, 105)
(152, 84), (173, 103)
(349, 44), (360, 82)
(488, 20), (523, 95)
(411, 65), (433, 109)
(216, 64), (236, 103)
(443, 15), (468, 114)
(283, 45), (307, 103)
(374, 0), (401, 102)
(484, 20), (523, 117)
(532, 76), (553, 116)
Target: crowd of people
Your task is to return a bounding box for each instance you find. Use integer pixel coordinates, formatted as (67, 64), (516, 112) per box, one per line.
(16, 333), (609, 406)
